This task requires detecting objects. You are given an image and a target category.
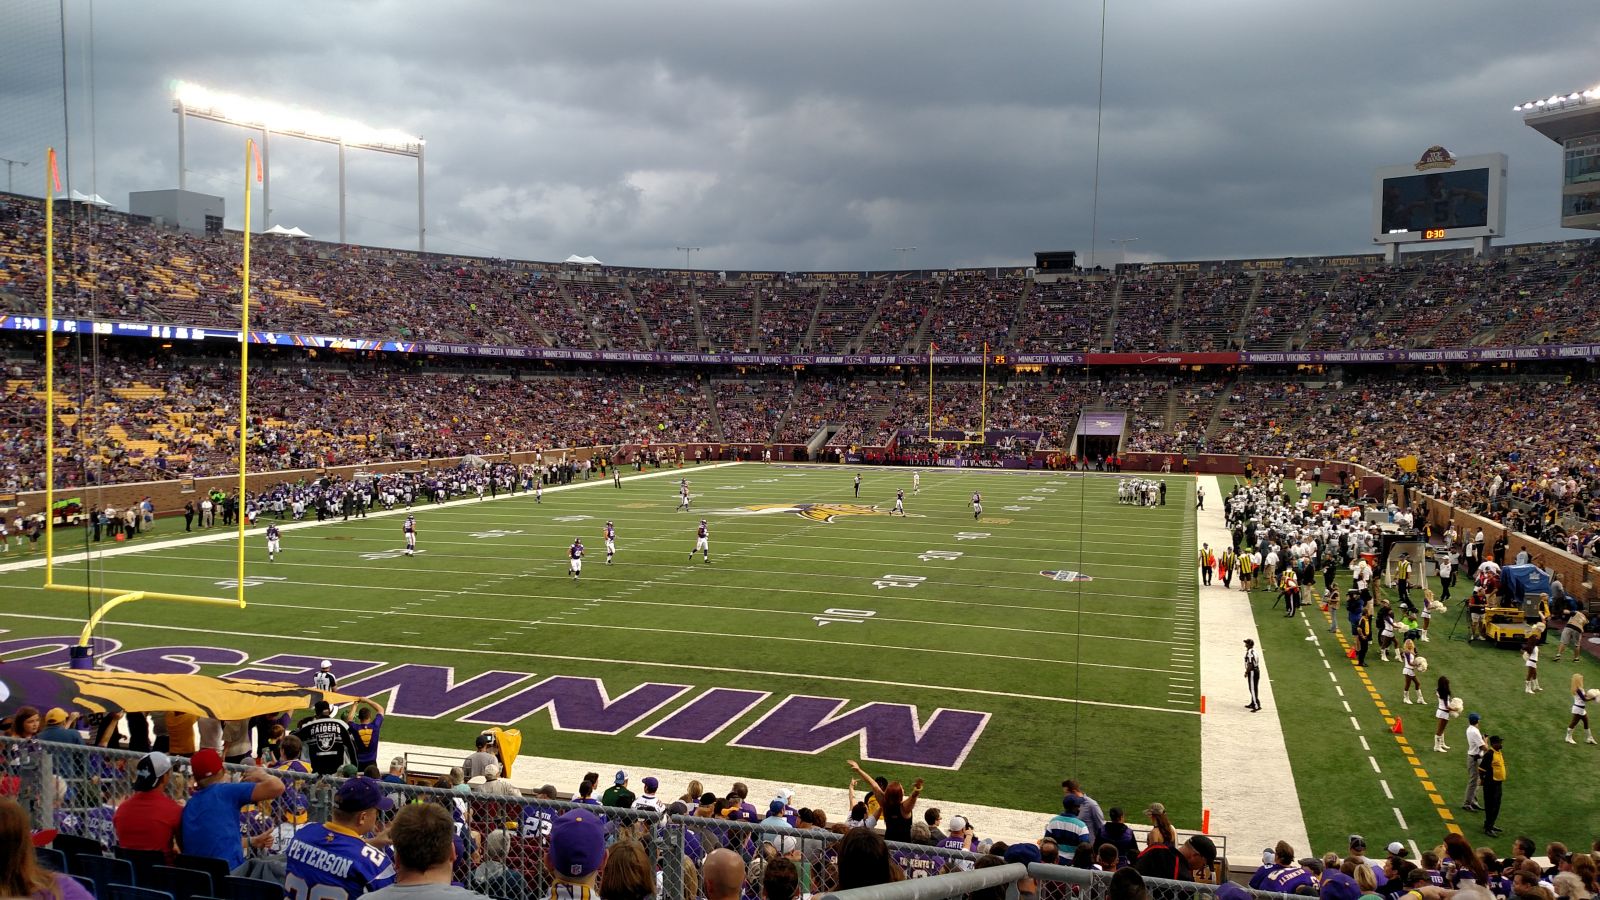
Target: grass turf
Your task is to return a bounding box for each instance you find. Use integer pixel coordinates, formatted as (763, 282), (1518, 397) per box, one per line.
(1222, 476), (1600, 855)
(0, 464), (1200, 824)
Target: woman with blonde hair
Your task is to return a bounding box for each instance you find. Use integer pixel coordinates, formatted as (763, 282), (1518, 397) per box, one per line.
(1566, 674), (1596, 745)
(1400, 639), (1422, 704)
(0, 797), (93, 900)
(600, 838), (656, 900)
(680, 780), (704, 805)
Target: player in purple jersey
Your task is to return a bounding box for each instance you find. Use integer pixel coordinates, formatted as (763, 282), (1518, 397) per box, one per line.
(570, 539), (585, 580)
(266, 524), (282, 561)
(284, 778), (395, 900)
(604, 522), (616, 565)
(893, 489), (905, 516)
(691, 520), (710, 563)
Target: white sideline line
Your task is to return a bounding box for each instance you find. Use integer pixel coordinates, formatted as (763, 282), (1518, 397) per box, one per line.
(1195, 475), (1309, 857)
(0, 612), (1200, 716)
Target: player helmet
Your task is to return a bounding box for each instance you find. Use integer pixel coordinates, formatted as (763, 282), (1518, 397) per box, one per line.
(700, 519), (707, 525)
(320, 660), (332, 669)
(606, 521), (612, 526)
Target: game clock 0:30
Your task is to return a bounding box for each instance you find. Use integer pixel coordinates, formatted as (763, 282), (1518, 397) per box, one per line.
(1422, 228), (1447, 240)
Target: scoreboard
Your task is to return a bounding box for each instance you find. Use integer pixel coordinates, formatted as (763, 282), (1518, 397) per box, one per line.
(1372, 148), (1506, 251)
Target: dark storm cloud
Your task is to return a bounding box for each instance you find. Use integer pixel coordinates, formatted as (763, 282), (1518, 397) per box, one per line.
(3, 0), (1597, 269)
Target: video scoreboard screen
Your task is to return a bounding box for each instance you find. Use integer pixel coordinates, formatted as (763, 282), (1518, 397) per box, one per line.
(1372, 149), (1506, 245)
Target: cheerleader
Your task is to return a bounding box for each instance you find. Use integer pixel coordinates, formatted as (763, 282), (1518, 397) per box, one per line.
(1433, 676), (1452, 752)
(1377, 600), (1398, 661)
(1522, 629), (1542, 694)
(1566, 674), (1596, 745)
(1400, 638), (1422, 704)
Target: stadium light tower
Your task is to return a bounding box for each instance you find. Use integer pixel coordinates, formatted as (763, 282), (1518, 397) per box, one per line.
(1, 157), (28, 193)
(676, 245), (701, 270)
(172, 80), (426, 250)
(1515, 81), (1600, 231)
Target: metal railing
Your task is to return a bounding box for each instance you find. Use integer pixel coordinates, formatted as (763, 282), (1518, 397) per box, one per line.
(815, 862), (1301, 900)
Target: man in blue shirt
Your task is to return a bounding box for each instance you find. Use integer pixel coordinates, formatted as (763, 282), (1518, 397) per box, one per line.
(286, 777), (396, 899)
(180, 749), (285, 871)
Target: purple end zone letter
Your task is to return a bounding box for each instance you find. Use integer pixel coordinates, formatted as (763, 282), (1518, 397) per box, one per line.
(730, 696), (990, 770)
(462, 676), (689, 734)
(339, 664), (532, 719)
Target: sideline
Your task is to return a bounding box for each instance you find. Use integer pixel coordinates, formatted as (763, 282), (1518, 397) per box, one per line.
(0, 463), (740, 575)
(1196, 475), (1311, 856)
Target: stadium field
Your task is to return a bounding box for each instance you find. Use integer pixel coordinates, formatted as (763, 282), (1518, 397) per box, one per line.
(0, 463), (1202, 825)
(1224, 477), (1600, 856)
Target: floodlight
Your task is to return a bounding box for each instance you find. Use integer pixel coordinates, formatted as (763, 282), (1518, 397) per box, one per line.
(172, 80), (426, 249)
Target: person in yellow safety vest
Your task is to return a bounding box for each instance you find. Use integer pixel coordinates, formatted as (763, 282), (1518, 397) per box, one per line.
(1218, 548), (1237, 589)
(1238, 551), (1255, 592)
(1198, 543), (1216, 587)
(1395, 553), (1414, 612)
(1280, 569), (1300, 617)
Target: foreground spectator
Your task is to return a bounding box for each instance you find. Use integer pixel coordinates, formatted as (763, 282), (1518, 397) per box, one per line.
(546, 808), (607, 899)
(365, 803), (483, 900)
(469, 830), (527, 900)
(1133, 834), (1216, 882)
(286, 777), (396, 900)
(113, 752), (184, 860)
(0, 797), (93, 900)
(180, 749), (285, 871)
(836, 827), (900, 890)
(598, 839), (654, 900)
(703, 848), (745, 900)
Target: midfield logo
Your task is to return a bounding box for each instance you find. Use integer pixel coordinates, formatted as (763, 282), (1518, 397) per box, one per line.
(1040, 570), (1094, 582)
(718, 503), (921, 522)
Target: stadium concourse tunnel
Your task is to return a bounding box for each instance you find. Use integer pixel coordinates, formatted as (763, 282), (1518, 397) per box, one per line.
(6, 738), (1295, 900)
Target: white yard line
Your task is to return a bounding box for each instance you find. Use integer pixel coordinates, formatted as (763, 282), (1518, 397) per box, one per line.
(1196, 475), (1310, 858)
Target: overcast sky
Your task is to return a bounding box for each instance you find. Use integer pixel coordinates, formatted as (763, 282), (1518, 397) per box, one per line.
(2, 0), (1597, 270)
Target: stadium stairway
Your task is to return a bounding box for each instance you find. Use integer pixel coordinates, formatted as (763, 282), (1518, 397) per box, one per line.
(1195, 474), (1310, 856)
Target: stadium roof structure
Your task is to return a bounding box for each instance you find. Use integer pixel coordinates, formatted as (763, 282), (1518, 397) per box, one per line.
(1515, 82), (1600, 143)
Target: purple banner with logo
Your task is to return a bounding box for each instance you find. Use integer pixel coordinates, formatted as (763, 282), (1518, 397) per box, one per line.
(7, 314), (1597, 366)
(1076, 412), (1126, 436)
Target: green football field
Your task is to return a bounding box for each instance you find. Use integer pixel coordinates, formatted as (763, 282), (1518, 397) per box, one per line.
(0, 464), (1201, 823)
(1222, 476), (1600, 855)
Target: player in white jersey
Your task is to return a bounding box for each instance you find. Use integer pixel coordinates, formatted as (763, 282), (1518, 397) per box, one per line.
(403, 515), (417, 556)
(604, 522), (616, 565)
(476, 481), (486, 501)
(569, 539), (584, 580)
(677, 479), (691, 511)
(266, 524), (282, 561)
(0, 521), (7, 553)
(893, 489), (905, 516)
(912, 471), (920, 494)
(690, 519), (710, 563)
(535, 479), (543, 504)
(971, 491), (982, 520)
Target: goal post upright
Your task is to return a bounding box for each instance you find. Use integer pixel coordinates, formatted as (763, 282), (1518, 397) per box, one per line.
(925, 340), (989, 446)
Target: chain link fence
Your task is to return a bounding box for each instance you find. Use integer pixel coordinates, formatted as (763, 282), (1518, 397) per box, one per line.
(6, 737), (1270, 900)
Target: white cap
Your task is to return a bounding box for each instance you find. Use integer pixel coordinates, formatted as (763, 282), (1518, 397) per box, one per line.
(320, 660), (333, 668)
(950, 815), (969, 833)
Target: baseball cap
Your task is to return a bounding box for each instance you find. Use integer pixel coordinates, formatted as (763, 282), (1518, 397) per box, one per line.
(1348, 834), (1366, 850)
(549, 809), (606, 877)
(1004, 843), (1042, 865)
(642, 776), (658, 793)
(1216, 883), (1251, 900)
(320, 660), (333, 668)
(1468, 713), (1481, 724)
(768, 800), (786, 816)
(1143, 802), (1165, 818)
(1386, 841), (1409, 858)
(336, 777), (396, 813)
(1186, 835), (1218, 867)
(133, 752), (173, 791)
(1063, 795), (1083, 814)
(475, 733), (495, 748)
(613, 770), (628, 785)
(43, 708), (68, 726)
(698, 792), (717, 807)
(30, 828), (58, 848)
(776, 788), (794, 804)
(190, 749), (224, 780)
(772, 835), (798, 855)
(1320, 872), (1361, 900)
